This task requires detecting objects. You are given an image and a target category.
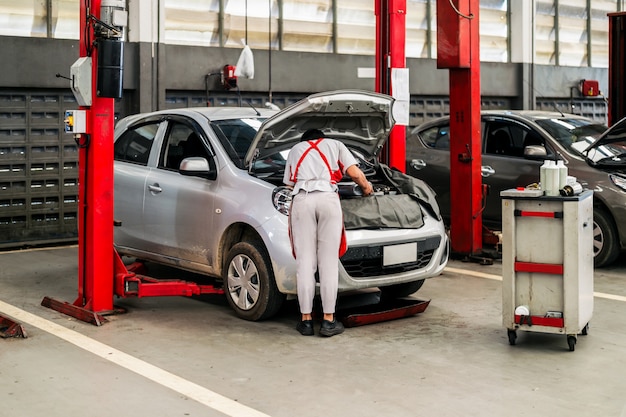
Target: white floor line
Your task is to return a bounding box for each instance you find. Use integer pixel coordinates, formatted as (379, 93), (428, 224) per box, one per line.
(0, 300), (271, 417)
(444, 267), (503, 281)
(444, 267), (626, 302)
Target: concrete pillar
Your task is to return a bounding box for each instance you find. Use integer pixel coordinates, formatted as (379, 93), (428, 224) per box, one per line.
(510, 1), (535, 110)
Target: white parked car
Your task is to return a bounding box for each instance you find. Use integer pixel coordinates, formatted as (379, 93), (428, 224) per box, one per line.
(113, 90), (449, 320)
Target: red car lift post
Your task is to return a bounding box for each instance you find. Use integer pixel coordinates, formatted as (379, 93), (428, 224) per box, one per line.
(437, 0), (483, 258)
(42, 0), (223, 326)
(375, 0), (406, 172)
(41, 0), (116, 324)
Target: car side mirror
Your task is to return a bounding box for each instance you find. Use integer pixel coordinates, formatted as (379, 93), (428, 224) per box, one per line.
(179, 157), (217, 180)
(523, 145), (547, 160)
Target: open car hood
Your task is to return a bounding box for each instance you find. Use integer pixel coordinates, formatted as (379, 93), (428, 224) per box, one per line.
(244, 90), (395, 166)
(582, 117), (626, 168)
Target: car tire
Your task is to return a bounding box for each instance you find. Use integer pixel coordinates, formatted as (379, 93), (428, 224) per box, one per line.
(593, 208), (620, 268)
(379, 280), (425, 301)
(224, 241), (285, 321)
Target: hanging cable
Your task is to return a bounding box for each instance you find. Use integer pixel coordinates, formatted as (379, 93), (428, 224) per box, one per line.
(84, 0), (93, 56)
(268, 0), (272, 103)
(447, 0), (474, 19)
(245, 0), (248, 45)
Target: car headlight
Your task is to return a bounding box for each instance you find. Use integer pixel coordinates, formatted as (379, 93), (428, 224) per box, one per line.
(272, 186), (292, 216)
(609, 174), (626, 192)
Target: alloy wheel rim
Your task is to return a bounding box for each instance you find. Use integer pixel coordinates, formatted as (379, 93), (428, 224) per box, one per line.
(227, 254), (260, 310)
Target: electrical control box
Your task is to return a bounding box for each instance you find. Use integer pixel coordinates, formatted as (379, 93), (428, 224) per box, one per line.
(70, 57), (93, 106)
(64, 110), (88, 134)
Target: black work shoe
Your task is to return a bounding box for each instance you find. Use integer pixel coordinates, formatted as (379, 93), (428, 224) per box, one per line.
(296, 320), (314, 336)
(319, 319), (344, 337)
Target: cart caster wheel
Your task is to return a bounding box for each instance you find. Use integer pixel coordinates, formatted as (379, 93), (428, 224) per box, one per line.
(567, 335), (577, 351)
(507, 329), (517, 346)
(581, 323), (589, 336)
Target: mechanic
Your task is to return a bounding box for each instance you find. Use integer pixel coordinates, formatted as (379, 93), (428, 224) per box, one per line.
(284, 128), (374, 337)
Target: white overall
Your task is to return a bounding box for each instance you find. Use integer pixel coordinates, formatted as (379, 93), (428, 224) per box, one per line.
(284, 138), (357, 315)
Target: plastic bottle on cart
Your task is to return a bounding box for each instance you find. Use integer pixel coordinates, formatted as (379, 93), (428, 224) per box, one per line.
(540, 160), (559, 196)
(556, 160), (567, 190)
(545, 161), (560, 196)
(540, 160), (549, 194)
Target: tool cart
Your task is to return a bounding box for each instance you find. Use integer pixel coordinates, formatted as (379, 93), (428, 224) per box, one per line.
(501, 189), (594, 351)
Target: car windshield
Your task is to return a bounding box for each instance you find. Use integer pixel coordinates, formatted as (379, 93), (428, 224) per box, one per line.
(211, 118), (265, 169)
(584, 139), (626, 165)
(535, 118), (606, 156)
(582, 119), (626, 166)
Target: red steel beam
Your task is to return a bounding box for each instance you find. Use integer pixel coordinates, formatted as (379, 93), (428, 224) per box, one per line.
(375, 0), (406, 172)
(437, 0), (483, 256)
(608, 12), (626, 126)
(74, 0), (116, 313)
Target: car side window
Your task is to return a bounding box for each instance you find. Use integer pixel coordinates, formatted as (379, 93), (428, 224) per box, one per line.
(418, 125), (450, 150)
(485, 123), (529, 157)
(114, 122), (159, 165)
(160, 122), (210, 171)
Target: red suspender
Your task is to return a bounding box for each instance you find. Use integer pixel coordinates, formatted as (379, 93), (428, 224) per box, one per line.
(290, 139), (343, 184)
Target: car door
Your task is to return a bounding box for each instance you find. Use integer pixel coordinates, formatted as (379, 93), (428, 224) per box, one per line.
(142, 117), (218, 265)
(481, 117), (547, 222)
(114, 119), (165, 249)
(406, 123), (453, 222)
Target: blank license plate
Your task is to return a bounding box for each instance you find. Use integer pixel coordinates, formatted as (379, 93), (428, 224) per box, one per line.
(383, 242), (417, 266)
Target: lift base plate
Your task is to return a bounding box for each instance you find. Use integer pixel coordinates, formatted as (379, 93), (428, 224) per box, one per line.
(0, 315), (27, 338)
(338, 298), (430, 327)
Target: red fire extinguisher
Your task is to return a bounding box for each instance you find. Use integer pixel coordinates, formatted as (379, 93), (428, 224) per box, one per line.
(222, 65), (237, 90)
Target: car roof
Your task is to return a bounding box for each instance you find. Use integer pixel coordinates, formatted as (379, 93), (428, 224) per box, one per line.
(115, 106), (279, 129)
(481, 110), (596, 122)
(414, 110), (598, 131)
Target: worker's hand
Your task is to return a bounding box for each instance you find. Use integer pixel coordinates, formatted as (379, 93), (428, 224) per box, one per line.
(361, 182), (374, 196)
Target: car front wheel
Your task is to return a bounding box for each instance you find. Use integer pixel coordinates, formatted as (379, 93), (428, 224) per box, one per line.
(224, 241), (284, 321)
(593, 208), (620, 268)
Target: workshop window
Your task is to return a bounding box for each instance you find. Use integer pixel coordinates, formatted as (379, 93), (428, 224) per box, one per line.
(163, 0), (221, 46)
(534, 0), (615, 68)
(282, 0), (333, 52)
(589, 0), (616, 68)
(0, 0), (79, 39)
(51, 0), (79, 39)
(223, 0), (279, 50)
(535, 0), (557, 65)
(406, 0), (431, 58)
(336, 0), (375, 55)
(480, 0), (508, 63)
(558, 0), (588, 67)
(0, 0), (48, 38)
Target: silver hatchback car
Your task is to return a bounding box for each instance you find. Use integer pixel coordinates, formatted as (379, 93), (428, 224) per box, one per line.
(113, 90), (449, 320)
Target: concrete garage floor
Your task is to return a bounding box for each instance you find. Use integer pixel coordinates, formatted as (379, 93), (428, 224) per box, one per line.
(1, 246), (626, 417)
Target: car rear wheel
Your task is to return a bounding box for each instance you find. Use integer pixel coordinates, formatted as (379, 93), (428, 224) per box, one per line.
(224, 241), (284, 321)
(379, 280), (425, 301)
(593, 208), (620, 268)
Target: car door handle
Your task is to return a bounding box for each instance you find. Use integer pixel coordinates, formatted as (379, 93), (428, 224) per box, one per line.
(481, 166), (495, 177)
(148, 183), (162, 194)
(410, 159), (427, 170)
